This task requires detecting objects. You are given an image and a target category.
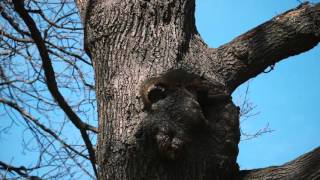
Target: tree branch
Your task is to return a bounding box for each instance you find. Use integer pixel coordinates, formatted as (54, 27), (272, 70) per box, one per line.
(12, 0), (97, 177)
(0, 29), (33, 43)
(239, 146), (320, 180)
(0, 160), (42, 179)
(0, 4), (30, 36)
(0, 98), (90, 161)
(216, 3), (320, 92)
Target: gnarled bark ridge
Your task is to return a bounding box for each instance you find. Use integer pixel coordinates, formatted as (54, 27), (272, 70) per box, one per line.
(76, 1), (320, 179)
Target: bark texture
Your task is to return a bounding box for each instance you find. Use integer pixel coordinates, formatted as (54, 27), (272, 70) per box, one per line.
(76, 1), (320, 179)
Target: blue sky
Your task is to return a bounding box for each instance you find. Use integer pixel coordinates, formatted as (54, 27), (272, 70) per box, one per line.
(195, 0), (320, 169)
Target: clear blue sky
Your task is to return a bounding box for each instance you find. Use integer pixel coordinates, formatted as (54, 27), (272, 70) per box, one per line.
(0, 0), (319, 178)
(196, 0), (320, 169)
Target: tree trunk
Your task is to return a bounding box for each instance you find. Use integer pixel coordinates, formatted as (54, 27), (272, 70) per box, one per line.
(75, 0), (320, 179)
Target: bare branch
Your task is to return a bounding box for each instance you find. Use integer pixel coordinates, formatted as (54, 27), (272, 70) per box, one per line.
(240, 123), (274, 141)
(11, 0), (97, 176)
(45, 40), (92, 66)
(0, 5), (30, 36)
(0, 160), (42, 179)
(0, 98), (90, 161)
(0, 29), (33, 43)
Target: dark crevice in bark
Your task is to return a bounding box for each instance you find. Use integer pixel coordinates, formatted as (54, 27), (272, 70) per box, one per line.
(175, 0), (196, 62)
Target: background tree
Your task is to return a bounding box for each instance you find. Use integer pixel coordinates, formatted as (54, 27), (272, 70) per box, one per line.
(0, 0), (97, 179)
(0, 0), (319, 179)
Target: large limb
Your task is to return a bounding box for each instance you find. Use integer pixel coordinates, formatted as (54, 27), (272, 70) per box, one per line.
(215, 3), (320, 92)
(239, 147), (320, 180)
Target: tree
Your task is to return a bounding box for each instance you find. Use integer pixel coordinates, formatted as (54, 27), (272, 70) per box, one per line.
(0, 0), (97, 179)
(1, 0), (320, 179)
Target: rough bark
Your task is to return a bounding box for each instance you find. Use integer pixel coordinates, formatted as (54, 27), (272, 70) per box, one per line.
(75, 1), (320, 179)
